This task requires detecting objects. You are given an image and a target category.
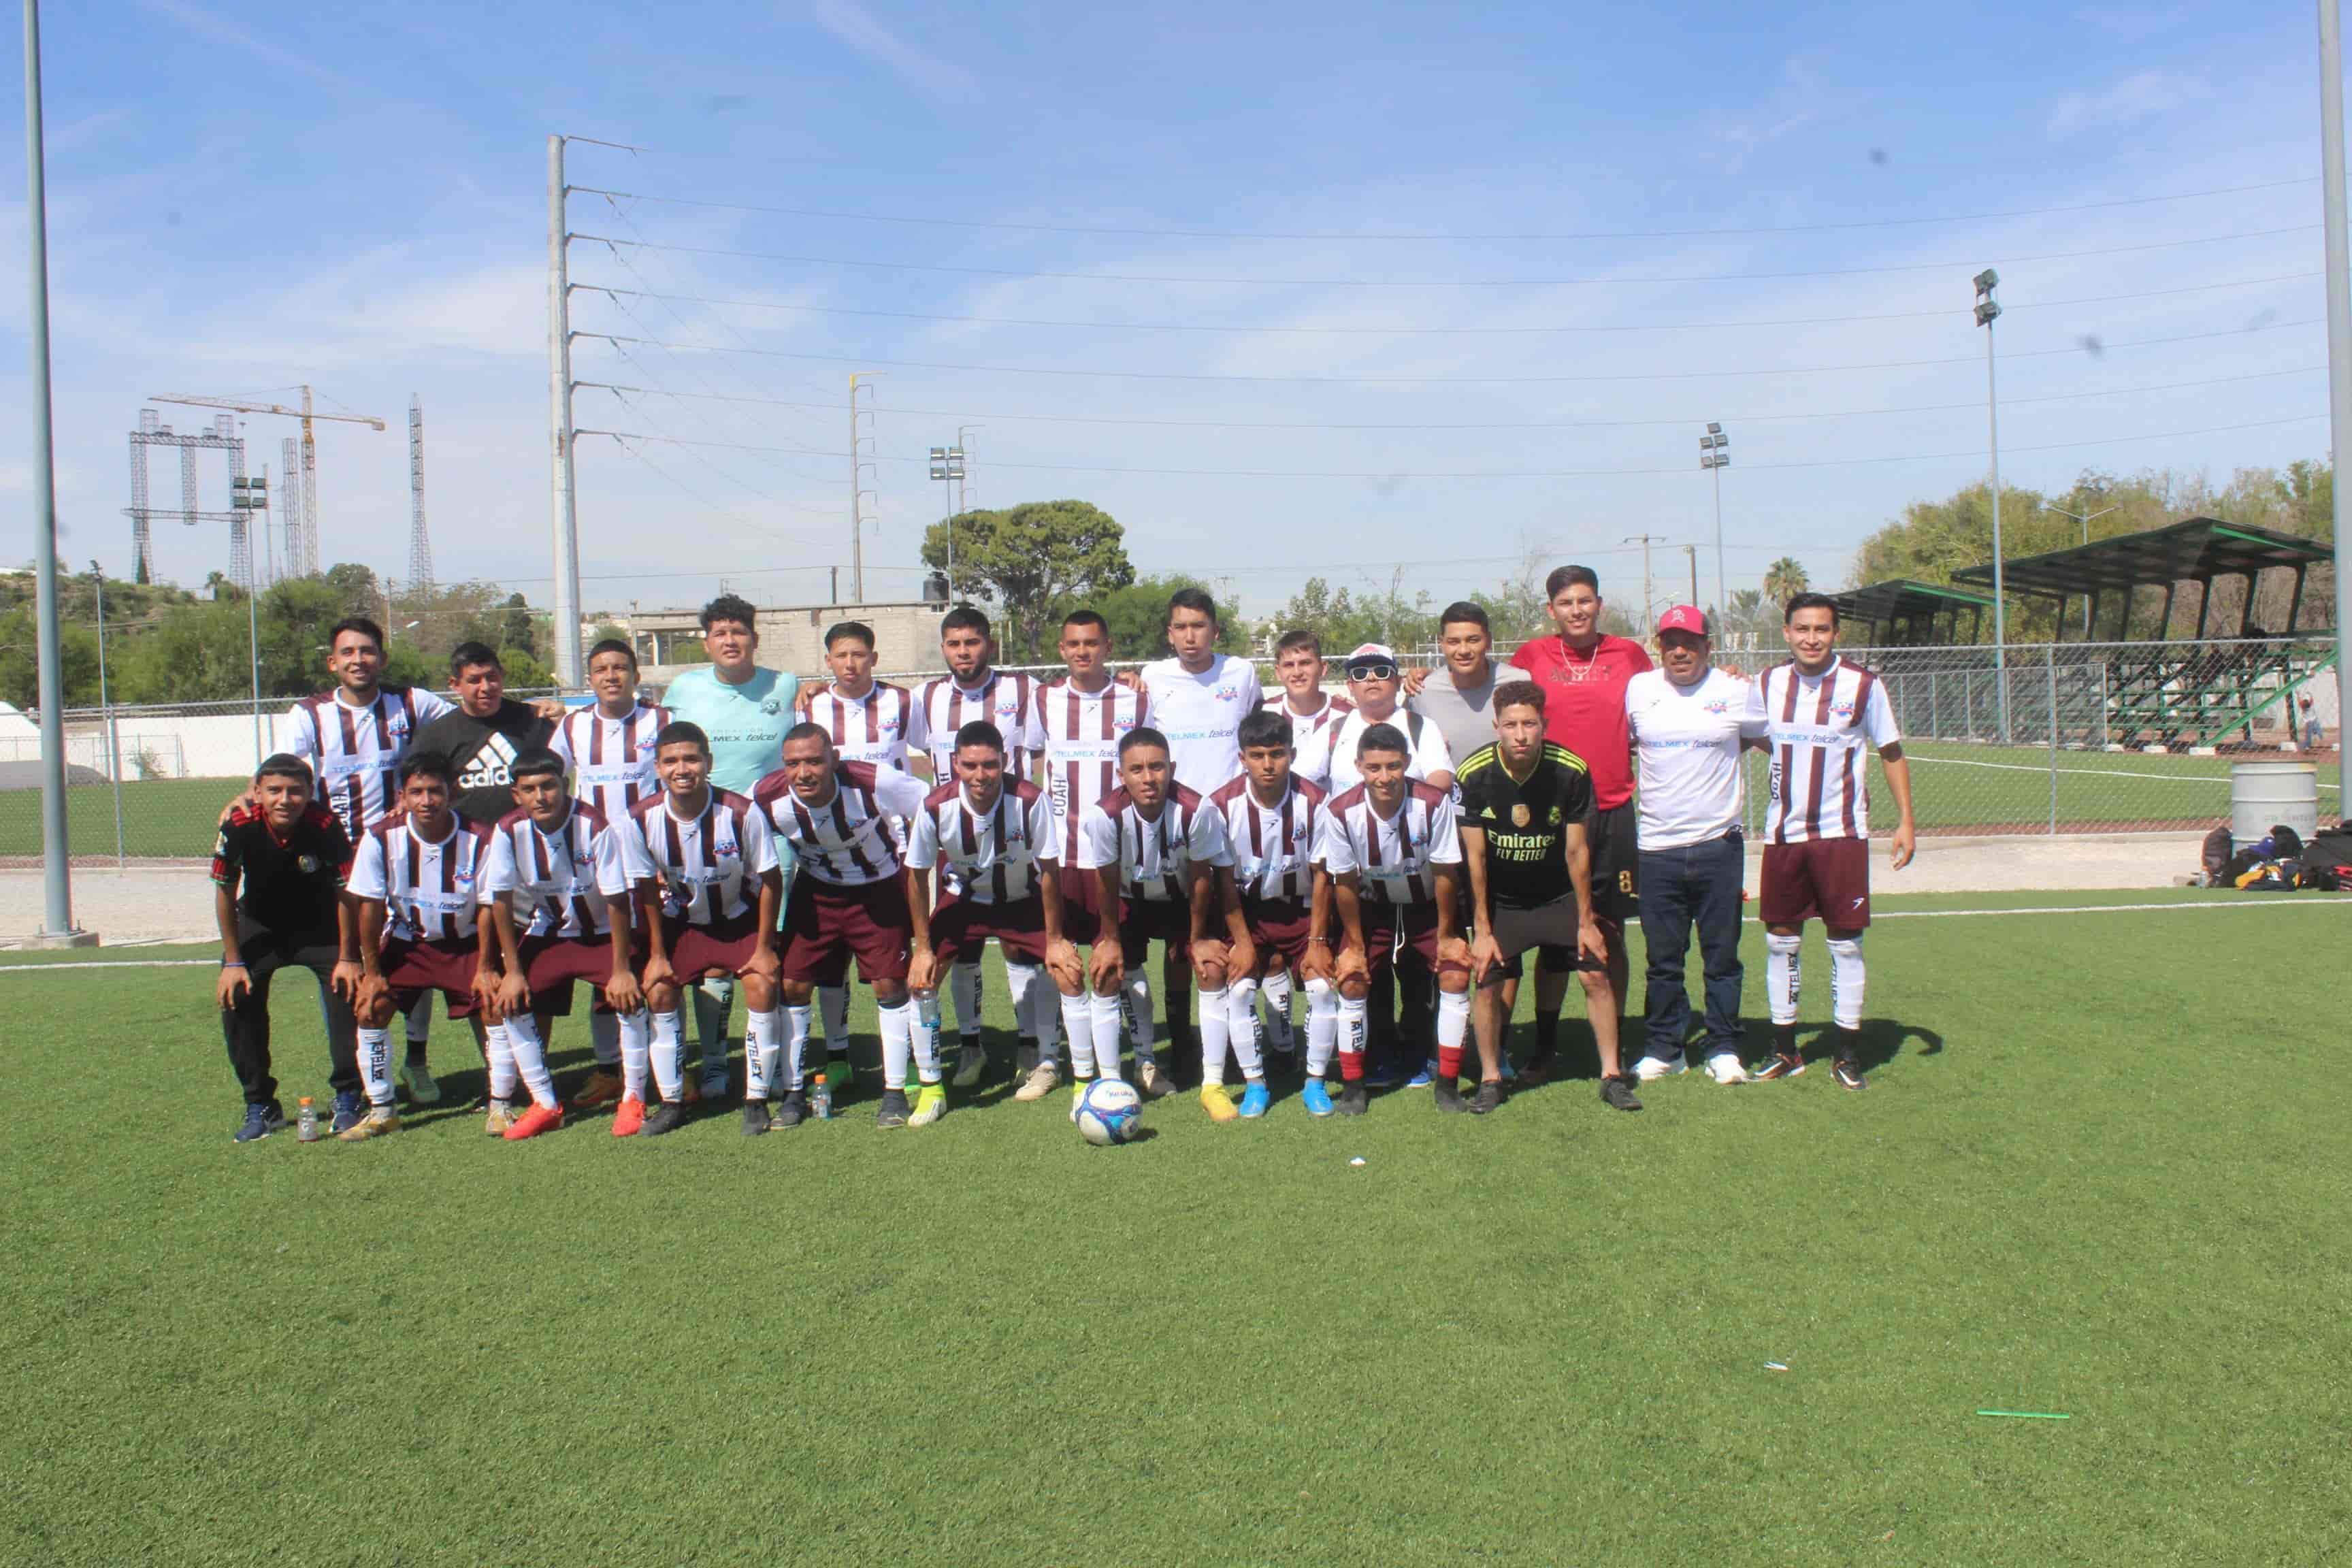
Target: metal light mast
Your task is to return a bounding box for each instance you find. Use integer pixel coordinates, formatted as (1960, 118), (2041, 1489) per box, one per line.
(408, 395), (434, 593)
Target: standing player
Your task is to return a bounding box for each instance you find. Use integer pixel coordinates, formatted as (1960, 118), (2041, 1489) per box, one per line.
(917, 607), (1049, 1089)
(903, 722), (1085, 1111)
(479, 749), (642, 1141)
(1314, 724), (1475, 1115)
(344, 755), (501, 1141)
(1266, 629), (1353, 742)
(1077, 728), (1236, 1108)
(662, 595), (800, 1103)
(1207, 709), (1335, 1116)
(1746, 594), (1916, 1090)
(804, 620), (927, 1085)
(1506, 566), (1652, 1079)
(753, 727), (936, 1129)
(543, 636), (667, 1110)
(213, 755), (361, 1141)
(621, 721), (783, 1136)
(1456, 683), (1633, 1113)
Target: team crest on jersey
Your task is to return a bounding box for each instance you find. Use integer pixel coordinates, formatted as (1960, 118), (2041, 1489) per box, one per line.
(573, 851), (594, 869)
(297, 854), (320, 873)
(1704, 700), (1733, 715)
(1548, 805), (1563, 825)
(1832, 702), (1856, 720)
(761, 698), (783, 715)
(454, 868), (474, 885)
(1213, 686), (1242, 702)
(1512, 804), (1531, 827)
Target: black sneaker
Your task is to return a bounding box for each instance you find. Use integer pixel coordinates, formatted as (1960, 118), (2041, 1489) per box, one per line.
(1335, 1082), (1369, 1117)
(640, 1098), (688, 1137)
(1469, 1080), (1505, 1115)
(1750, 1051), (1806, 1082)
(1600, 1075), (1644, 1112)
(875, 1088), (911, 1129)
(772, 1089), (807, 1128)
(234, 1102), (285, 1143)
(1832, 1058), (1868, 1092)
(1432, 1079), (1468, 1114)
(740, 1101), (773, 1136)
(329, 1090), (363, 1134)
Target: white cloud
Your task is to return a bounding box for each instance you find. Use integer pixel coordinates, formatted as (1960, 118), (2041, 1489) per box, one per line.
(2048, 70), (2187, 139)
(804, 0), (977, 103)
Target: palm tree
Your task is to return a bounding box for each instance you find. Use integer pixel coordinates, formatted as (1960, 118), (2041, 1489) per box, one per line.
(1761, 557), (1810, 610)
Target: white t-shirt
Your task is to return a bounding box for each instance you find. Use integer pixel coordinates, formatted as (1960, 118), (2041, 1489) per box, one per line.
(1293, 708), (1454, 798)
(1624, 667), (1763, 851)
(1140, 654), (1261, 795)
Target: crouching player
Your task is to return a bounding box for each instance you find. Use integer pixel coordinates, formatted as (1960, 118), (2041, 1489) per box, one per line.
(623, 721), (782, 1137)
(754, 725), (934, 1130)
(214, 754), (363, 1141)
(903, 721), (1092, 1115)
(1206, 708), (1335, 1116)
(1314, 723), (1474, 1115)
(345, 753), (500, 1140)
(477, 748), (644, 1140)
(1077, 728), (1243, 1121)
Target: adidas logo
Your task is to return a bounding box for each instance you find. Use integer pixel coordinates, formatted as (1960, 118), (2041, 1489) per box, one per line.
(457, 732), (521, 791)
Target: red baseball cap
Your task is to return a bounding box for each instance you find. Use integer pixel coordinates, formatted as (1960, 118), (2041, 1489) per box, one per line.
(1656, 605), (1708, 636)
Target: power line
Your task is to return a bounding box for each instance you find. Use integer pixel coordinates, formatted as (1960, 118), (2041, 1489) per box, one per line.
(570, 176), (2315, 243)
(572, 222), (2318, 291)
(570, 314), (2320, 387)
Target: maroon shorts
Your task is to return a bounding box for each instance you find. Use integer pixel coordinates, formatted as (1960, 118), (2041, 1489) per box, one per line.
(1358, 902), (1468, 981)
(930, 890), (1049, 967)
(1759, 838), (1872, 929)
(519, 932), (625, 1014)
(383, 936), (485, 1019)
(662, 909), (764, 985)
(1118, 894), (1192, 950)
(1241, 896), (1316, 977)
(1058, 866), (1105, 947)
(781, 875), (913, 987)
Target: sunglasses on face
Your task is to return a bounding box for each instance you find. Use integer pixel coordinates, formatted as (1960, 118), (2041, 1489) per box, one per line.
(1348, 663), (1399, 681)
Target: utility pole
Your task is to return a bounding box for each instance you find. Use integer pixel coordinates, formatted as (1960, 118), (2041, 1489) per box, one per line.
(1622, 534), (1666, 634)
(1681, 544), (1699, 609)
(2320, 0), (2352, 802)
(1975, 268), (2008, 742)
(849, 372), (880, 603)
(547, 133), (583, 688)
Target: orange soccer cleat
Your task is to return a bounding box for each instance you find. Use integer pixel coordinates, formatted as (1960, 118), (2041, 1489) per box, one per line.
(503, 1102), (564, 1141)
(610, 1095), (646, 1138)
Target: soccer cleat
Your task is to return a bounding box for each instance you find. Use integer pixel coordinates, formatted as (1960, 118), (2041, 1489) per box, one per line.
(1832, 1058), (1868, 1092)
(1200, 1083), (1239, 1123)
(773, 1089), (807, 1128)
(234, 1102), (284, 1143)
(337, 1106), (399, 1141)
(1364, 1063), (1405, 1090)
(1633, 1053), (1688, 1081)
(1599, 1075), (1644, 1113)
(1750, 1051), (1806, 1082)
(1404, 1062), (1435, 1089)
(875, 1088), (911, 1129)
(330, 1091), (363, 1135)
(504, 1102), (563, 1141)
(740, 1101), (773, 1137)
(1071, 1081), (1089, 1123)
(1137, 1059), (1178, 1099)
(950, 1041), (986, 1088)
(1237, 1081), (1271, 1119)
(639, 1099), (687, 1137)
(1469, 1080), (1505, 1115)
(697, 1063), (730, 1103)
(397, 1058), (440, 1106)
(1334, 1082), (1369, 1116)
(1705, 1053), (1751, 1085)
(484, 1101), (517, 1136)
(1432, 1078), (1469, 1113)
(1301, 1079), (1335, 1117)
(572, 1070), (624, 1111)
(909, 1083), (948, 1127)
(1013, 1059), (1060, 1102)
(610, 1094), (646, 1137)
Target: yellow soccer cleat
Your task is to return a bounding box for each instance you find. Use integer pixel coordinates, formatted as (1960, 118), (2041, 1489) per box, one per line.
(1200, 1083), (1239, 1123)
(338, 1108), (399, 1142)
(484, 1102), (516, 1136)
(909, 1083), (949, 1128)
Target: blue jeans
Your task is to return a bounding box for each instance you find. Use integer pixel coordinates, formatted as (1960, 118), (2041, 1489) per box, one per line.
(1637, 832), (1746, 1060)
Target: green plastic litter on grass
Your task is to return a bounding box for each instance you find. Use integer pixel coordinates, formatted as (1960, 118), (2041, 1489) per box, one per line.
(1977, 1410), (2072, 1420)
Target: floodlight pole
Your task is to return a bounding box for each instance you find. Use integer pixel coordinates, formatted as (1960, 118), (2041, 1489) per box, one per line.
(2044, 503), (2117, 636)
(1699, 423), (1729, 614)
(2321, 0), (2352, 794)
(1976, 270), (2009, 742)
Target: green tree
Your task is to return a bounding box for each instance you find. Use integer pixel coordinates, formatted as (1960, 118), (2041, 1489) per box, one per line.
(1079, 575), (1246, 665)
(1761, 557), (1811, 608)
(323, 563), (383, 622)
(921, 500), (1135, 663)
(499, 645), (553, 689)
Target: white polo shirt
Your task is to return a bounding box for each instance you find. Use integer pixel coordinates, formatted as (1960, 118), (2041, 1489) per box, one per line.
(1624, 667), (1761, 851)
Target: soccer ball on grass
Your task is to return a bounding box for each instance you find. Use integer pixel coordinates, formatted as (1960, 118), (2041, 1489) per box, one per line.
(1075, 1078), (1143, 1146)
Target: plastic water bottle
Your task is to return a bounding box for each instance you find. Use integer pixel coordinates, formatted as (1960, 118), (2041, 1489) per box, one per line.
(296, 1097), (319, 1143)
(810, 1073), (834, 1120)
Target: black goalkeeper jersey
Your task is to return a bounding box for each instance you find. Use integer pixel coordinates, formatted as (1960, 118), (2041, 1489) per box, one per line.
(1452, 741), (1595, 908)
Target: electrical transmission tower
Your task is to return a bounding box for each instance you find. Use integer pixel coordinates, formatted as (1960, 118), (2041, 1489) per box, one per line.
(408, 395), (434, 593)
(125, 408), (250, 587)
(279, 437), (310, 576)
(149, 388), (385, 575)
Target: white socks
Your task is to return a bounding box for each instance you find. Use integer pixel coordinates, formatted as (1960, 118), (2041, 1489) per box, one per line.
(617, 1009), (651, 1100)
(783, 1004), (812, 1091)
(1122, 968), (1156, 1063)
(486, 1020), (517, 1105)
(1060, 992), (1103, 1081)
(1765, 932), (1803, 1026)
(1198, 985), (1232, 1088)
(1260, 968), (1294, 1049)
(881, 1000), (939, 1089)
(588, 1010), (621, 1067)
(1228, 978), (1261, 1080)
(358, 1026), (395, 1107)
(502, 1014), (558, 1109)
(1303, 978), (1337, 1078)
(1436, 987), (1470, 1052)
(1088, 992), (1128, 1081)
(819, 985), (849, 1054)
(746, 1006), (781, 1101)
(1827, 936), (1865, 1030)
(951, 962), (983, 1042)
(649, 1009), (686, 1101)
(1005, 962), (1045, 1054)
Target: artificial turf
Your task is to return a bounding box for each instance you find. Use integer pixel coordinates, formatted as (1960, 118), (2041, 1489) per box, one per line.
(5, 890), (2349, 1565)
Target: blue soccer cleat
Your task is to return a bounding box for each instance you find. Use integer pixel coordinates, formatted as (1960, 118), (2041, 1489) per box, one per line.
(1237, 1081), (1271, 1118)
(1301, 1079), (1334, 1117)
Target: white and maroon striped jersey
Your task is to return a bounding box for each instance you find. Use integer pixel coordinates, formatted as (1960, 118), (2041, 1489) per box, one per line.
(480, 802), (631, 939)
(348, 812), (494, 943)
(807, 681), (925, 772)
(1037, 677), (1151, 860)
(1077, 783), (1231, 903)
(1262, 691), (1354, 745)
(1293, 708), (1454, 798)
(548, 702), (670, 823)
(1207, 775), (1327, 904)
(753, 761), (930, 888)
(906, 778), (1058, 904)
(1748, 656), (1901, 844)
(919, 670), (1047, 779)
(285, 685), (454, 839)
(621, 787), (776, 926)
(1316, 781), (1462, 907)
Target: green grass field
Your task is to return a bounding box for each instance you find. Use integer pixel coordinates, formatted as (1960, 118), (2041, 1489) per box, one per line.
(6, 889), (2350, 1565)
(1826, 742), (2344, 834)
(0, 775), (236, 860)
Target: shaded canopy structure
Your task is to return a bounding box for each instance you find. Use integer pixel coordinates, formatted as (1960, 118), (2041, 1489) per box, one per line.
(1830, 578), (1996, 647)
(1951, 516), (2332, 642)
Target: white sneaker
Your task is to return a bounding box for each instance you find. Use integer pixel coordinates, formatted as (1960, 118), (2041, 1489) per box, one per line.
(1012, 1059), (1061, 1102)
(1705, 1053), (1751, 1085)
(950, 1041), (986, 1088)
(1137, 1058), (1177, 1098)
(1633, 1054), (1688, 1082)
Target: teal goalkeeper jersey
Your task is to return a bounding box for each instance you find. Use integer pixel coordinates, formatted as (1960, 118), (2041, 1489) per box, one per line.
(662, 664), (801, 879)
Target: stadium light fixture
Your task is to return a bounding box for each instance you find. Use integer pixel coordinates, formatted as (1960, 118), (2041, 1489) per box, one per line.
(929, 444), (966, 602)
(1699, 423), (1729, 615)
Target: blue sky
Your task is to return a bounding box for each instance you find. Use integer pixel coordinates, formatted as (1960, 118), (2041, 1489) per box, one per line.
(0, 1), (2339, 632)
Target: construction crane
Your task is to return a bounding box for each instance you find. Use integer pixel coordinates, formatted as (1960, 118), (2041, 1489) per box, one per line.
(149, 388), (386, 574)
